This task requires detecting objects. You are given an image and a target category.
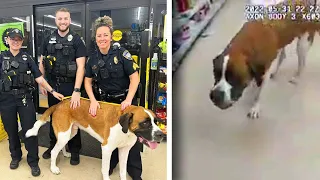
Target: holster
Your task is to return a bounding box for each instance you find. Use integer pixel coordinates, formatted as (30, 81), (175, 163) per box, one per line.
(3, 78), (12, 91)
(43, 56), (54, 74)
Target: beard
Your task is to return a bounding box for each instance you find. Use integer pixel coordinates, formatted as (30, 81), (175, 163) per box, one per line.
(58, 24), (70, 32)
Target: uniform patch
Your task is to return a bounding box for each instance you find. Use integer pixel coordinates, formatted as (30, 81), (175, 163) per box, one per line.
(3, 56), (10, 60)
(133, 62), (139, 70)
(92, 65), (97, 70)
(114, 56), (118, 64)
(22, 54), (27, 61)
(68, 34), (73, 42)
(122, 50), (132, 60)
(50, 36), (57, 43)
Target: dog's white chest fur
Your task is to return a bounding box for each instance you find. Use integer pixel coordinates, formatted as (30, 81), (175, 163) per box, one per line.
(108, 124), (137, 148)
(77, 123), (137, 147)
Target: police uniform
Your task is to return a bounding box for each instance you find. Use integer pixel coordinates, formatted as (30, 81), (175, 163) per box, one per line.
(41, 29), (87, 163)
(0, 30), (42, 176)
(85, 46), (142, 180)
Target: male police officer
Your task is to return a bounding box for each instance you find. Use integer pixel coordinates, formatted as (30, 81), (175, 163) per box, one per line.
(38, 7), (87, 165)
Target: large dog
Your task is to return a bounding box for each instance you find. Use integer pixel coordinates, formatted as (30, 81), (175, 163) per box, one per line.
(25, 97), (165, 180)
(210, 0), (320, 118)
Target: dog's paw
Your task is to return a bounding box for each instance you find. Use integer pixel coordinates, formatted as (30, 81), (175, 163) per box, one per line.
(25, 129), (36, 138)
(50, 166), (61, 175)
(289, 77), (299, 85)
(247, 105), (260, 119)
(62, 152), (71, 158)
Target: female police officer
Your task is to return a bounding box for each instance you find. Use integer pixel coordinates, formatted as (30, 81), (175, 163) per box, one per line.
(84, 16), (142, 180)
(0, 28), (64, 177)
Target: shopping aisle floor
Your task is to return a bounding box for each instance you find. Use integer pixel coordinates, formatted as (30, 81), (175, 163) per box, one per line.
(174, 0), (320, 179)
(0, 139), (166, 179)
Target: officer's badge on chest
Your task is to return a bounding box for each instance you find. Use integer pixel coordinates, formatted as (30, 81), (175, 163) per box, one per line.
(114, 56), (118, 64)
(68, 34), (73, 42)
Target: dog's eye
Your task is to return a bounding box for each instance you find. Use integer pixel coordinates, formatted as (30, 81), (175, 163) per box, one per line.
(141, 121), (151, 127)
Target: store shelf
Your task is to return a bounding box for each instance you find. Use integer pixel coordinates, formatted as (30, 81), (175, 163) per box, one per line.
(173, 0), (226, 72)
(173, 0), (211, 33)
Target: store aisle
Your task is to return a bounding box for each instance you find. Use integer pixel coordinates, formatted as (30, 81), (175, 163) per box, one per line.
(174, 0), (320, 180)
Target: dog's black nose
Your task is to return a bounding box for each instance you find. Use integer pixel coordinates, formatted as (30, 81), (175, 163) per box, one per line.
(155, 130), (165, 138)
(210, 89), (224, 104)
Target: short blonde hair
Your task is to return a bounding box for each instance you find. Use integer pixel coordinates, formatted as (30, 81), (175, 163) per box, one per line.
(55, 7), (70, 15)
(91, 15), (113, 39)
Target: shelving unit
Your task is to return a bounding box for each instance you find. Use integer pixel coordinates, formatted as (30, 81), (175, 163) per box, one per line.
(149, 12), (167, 136)
(173, 0), (227, 72)
(153, 50), (167, 135)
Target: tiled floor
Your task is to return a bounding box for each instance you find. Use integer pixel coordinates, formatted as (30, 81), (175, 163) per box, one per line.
(0, 139), (166, 180)
(174, 0), (320, 179)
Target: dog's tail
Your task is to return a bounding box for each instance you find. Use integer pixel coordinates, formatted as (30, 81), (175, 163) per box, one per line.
(39, 104), (58, 122)
(25, 104), (59, 138)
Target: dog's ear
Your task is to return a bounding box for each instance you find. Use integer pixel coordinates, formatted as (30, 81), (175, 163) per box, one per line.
(119, 113), (133, 133)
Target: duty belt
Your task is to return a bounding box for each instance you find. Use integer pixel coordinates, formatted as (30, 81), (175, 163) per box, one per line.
(100, 89), (129, 101)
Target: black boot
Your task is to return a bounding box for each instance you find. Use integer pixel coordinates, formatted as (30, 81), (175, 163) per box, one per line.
(31, 165), (41, 177)
(10, 159), (21, 169)
(70, 153), (80, 165)
(42, 146), (53, 159)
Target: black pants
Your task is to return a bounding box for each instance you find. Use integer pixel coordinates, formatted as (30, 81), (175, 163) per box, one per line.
(47, 82), (82, 154)
(106, 97), (143, 178)
(0, 93), (39, 167)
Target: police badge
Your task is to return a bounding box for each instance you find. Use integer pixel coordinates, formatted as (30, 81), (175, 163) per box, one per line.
(67, 34), (73, 42)
(122, 50), (132, 60)
(114, 56), (118, 64)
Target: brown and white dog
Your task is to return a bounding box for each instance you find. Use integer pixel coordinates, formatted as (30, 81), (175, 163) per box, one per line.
(25, 97), (165, 180)
(209, 0), (320, 118)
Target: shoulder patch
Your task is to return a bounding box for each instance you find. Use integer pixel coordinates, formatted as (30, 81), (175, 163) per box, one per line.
(133, 62), (140, 71)
(122, 50), (132, 60)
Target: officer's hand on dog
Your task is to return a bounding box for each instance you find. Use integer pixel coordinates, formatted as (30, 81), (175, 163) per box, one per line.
(70, 92), (81, 109)
(121, 99), (132, 111)
(52, 92), (64, 101)
(89, 100), (100, 117)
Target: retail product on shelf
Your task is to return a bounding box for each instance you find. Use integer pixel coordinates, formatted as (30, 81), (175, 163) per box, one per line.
(173, 0), (227, 72)
(0, 115), (7, 141)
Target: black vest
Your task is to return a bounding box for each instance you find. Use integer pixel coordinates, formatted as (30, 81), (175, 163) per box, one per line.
(43, 31), (77, 79)
(0, 51), (35, 92)
(91, 48), (129, 93)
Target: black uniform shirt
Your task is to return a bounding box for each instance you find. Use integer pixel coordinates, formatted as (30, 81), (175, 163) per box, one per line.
(85, 47), (139, 93)
(40, 29), (87, 58)
(0, 50), (42, 80)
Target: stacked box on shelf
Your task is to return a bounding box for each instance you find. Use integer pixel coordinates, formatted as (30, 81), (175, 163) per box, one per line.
(155, 57), (167, 135)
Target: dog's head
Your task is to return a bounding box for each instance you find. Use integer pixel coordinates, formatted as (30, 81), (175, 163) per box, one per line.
(119, 106), (165, 149)
(209, 51), (252, 109)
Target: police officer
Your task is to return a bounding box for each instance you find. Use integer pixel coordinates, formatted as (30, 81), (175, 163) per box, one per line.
(84, 16), (142, 180)
(0, 28), (64, 176)
(38, 7), (87, 165)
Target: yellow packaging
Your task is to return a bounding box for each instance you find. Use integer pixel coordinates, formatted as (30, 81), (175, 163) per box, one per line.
(0, 115), (8, 141)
